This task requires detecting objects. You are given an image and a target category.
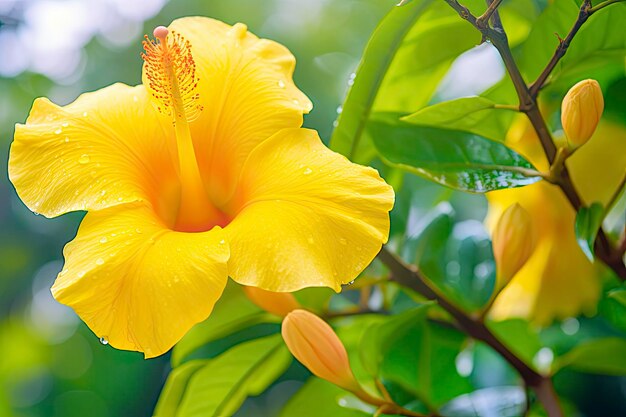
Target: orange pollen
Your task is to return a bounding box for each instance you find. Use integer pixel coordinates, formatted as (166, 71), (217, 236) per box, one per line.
(141, 28), (202, 121)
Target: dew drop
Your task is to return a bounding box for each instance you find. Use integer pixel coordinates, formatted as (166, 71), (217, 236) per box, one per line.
(95, 258), (104, 265)
(62, 122), (69, 127)
(303, 167), (312, 175)
(219, 239), (225, 245)
(336, 105), (343, 114)
(292, 99), (299, 105)
(78, 154), (90, 164)
(99, 337), (109, 345)
(64, 137), (70, 142)
(347, 279), (355, 286)
(133, 96), (138, 102)
(77, 271), (86, 278)
(99, 237), (108, 243)
(277, 80), (285, 88)
(83, 111), (88, 117)
(54, 128), (62, 134)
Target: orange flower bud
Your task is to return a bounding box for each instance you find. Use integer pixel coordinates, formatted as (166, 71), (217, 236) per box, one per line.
(561, 79), (604, 149)
(243, 286), (300, 317)
(492, 203), (534, 290)
(281, 309), (358, 391)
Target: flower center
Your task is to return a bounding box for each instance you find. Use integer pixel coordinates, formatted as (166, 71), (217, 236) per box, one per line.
(142, 26), (229, 232)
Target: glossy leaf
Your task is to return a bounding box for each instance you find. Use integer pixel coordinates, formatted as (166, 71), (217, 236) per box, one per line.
(402, 96), (510, 142)
(574, 202), (604, 261)
(330, 0), (435, 162)
(370, 113), (541, 193)
(553, 337), (626, 375)
(176, 335), (291, 417)
(487, 319), (542, 368)
(172, 282), (276, 366)
(359, 304), (432, 376)
(521, 0), (626, 92)
(440, 386), (526, 417)
(280, 379), (368, 417)
(608, 288), (626, 307)
(153, 360), (207, 417)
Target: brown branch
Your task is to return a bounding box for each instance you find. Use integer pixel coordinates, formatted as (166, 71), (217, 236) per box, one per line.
(528, 0), (592, 97)
(444, 0), (626, 281)
(377, 248), (563, 416)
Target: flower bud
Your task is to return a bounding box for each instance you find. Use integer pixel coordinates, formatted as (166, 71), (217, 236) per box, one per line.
(561, 79), (604, 149)
(243, 286), (300, 317)
(281, 309), (358, 391)
(492, 203), (535, 290)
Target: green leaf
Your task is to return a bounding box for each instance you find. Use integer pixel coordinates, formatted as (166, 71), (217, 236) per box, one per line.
(553, 337), (626, 375)
(521, 0), (626, 92)
(488, 319), (542, 369)
(401, 96), (511, 142)
(280, 379), (369, 417)
(359, 306), (472, 407)
(608, 288), (626, 307)
(329, 0), (436, 162)
(440, 386), (526, 417)
(574, 202), (604, 261)
(176, 335), (291, 417)
(153, 360), (207, 417)
(359, 304), (432, 376)
(370, 113), (541, 193)
(171, 282), (275, 366)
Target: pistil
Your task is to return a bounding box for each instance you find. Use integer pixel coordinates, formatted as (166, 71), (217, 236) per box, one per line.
(143, 26), (227, 231)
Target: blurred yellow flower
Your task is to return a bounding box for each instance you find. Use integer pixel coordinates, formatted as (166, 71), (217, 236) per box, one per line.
(243, 286), (300, 317)
(561, 79), (604, 149)
(282, 309), (359, 391)
(492, 203), (534, 292)
(486, 115), (626, 324)
(9, 18), (394, 357)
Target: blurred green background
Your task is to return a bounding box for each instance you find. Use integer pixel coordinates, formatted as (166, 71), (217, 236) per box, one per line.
(1, 1), (625, 417)
(0, 1), (398, 416)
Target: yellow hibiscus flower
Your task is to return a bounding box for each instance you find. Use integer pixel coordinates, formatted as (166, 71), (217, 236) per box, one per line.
(8, 17), (394, 358)
(486, 115), (626, 324)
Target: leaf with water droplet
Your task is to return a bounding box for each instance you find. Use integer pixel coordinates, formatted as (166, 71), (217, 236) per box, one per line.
(370, 113), (541, 193)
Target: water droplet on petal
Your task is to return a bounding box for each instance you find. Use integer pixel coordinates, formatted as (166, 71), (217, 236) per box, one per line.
(54, 128), (62, 134)
(62, 122), (69, 127)
(99, 337), (109, 345)
(303, 167), (312, 175)
(83, 112), (88, 117)
(78, 154), (90, 164)
(277, 80), (285, 88)
(99, 237), (108, 243)
(219, 239), (225, 244)
(95, 258), (104, 265)
(64, 137), (70, 142)
(336, 105), (343, 114)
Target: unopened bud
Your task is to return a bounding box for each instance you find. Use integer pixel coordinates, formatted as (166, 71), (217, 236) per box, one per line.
(561, 79), (604, 149)
(282, 310), (358, 391)
(243, 286), (300, 317)
(492, 203), (534, 290)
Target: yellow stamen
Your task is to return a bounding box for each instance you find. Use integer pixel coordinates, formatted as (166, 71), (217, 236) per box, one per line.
(142, 26), (226, 231)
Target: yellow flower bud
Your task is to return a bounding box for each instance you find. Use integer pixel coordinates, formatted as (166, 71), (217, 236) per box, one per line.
(492, 203), (535, 290)
(561, 79), (604, 148)
(281, 309), (359, 391)
(243, 286), (301, 317)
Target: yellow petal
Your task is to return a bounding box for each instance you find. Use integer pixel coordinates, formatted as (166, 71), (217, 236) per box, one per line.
(9, 83), (177, 218)
(225, 128), (394, 292)
(51, 204), (229, 358)
(160, 17), (312, 207)
(243, 286), (301, 317)
(486, 165), (600, 323)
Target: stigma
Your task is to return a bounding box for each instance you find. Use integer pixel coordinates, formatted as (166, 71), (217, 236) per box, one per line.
(141, 26), (202, 122)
